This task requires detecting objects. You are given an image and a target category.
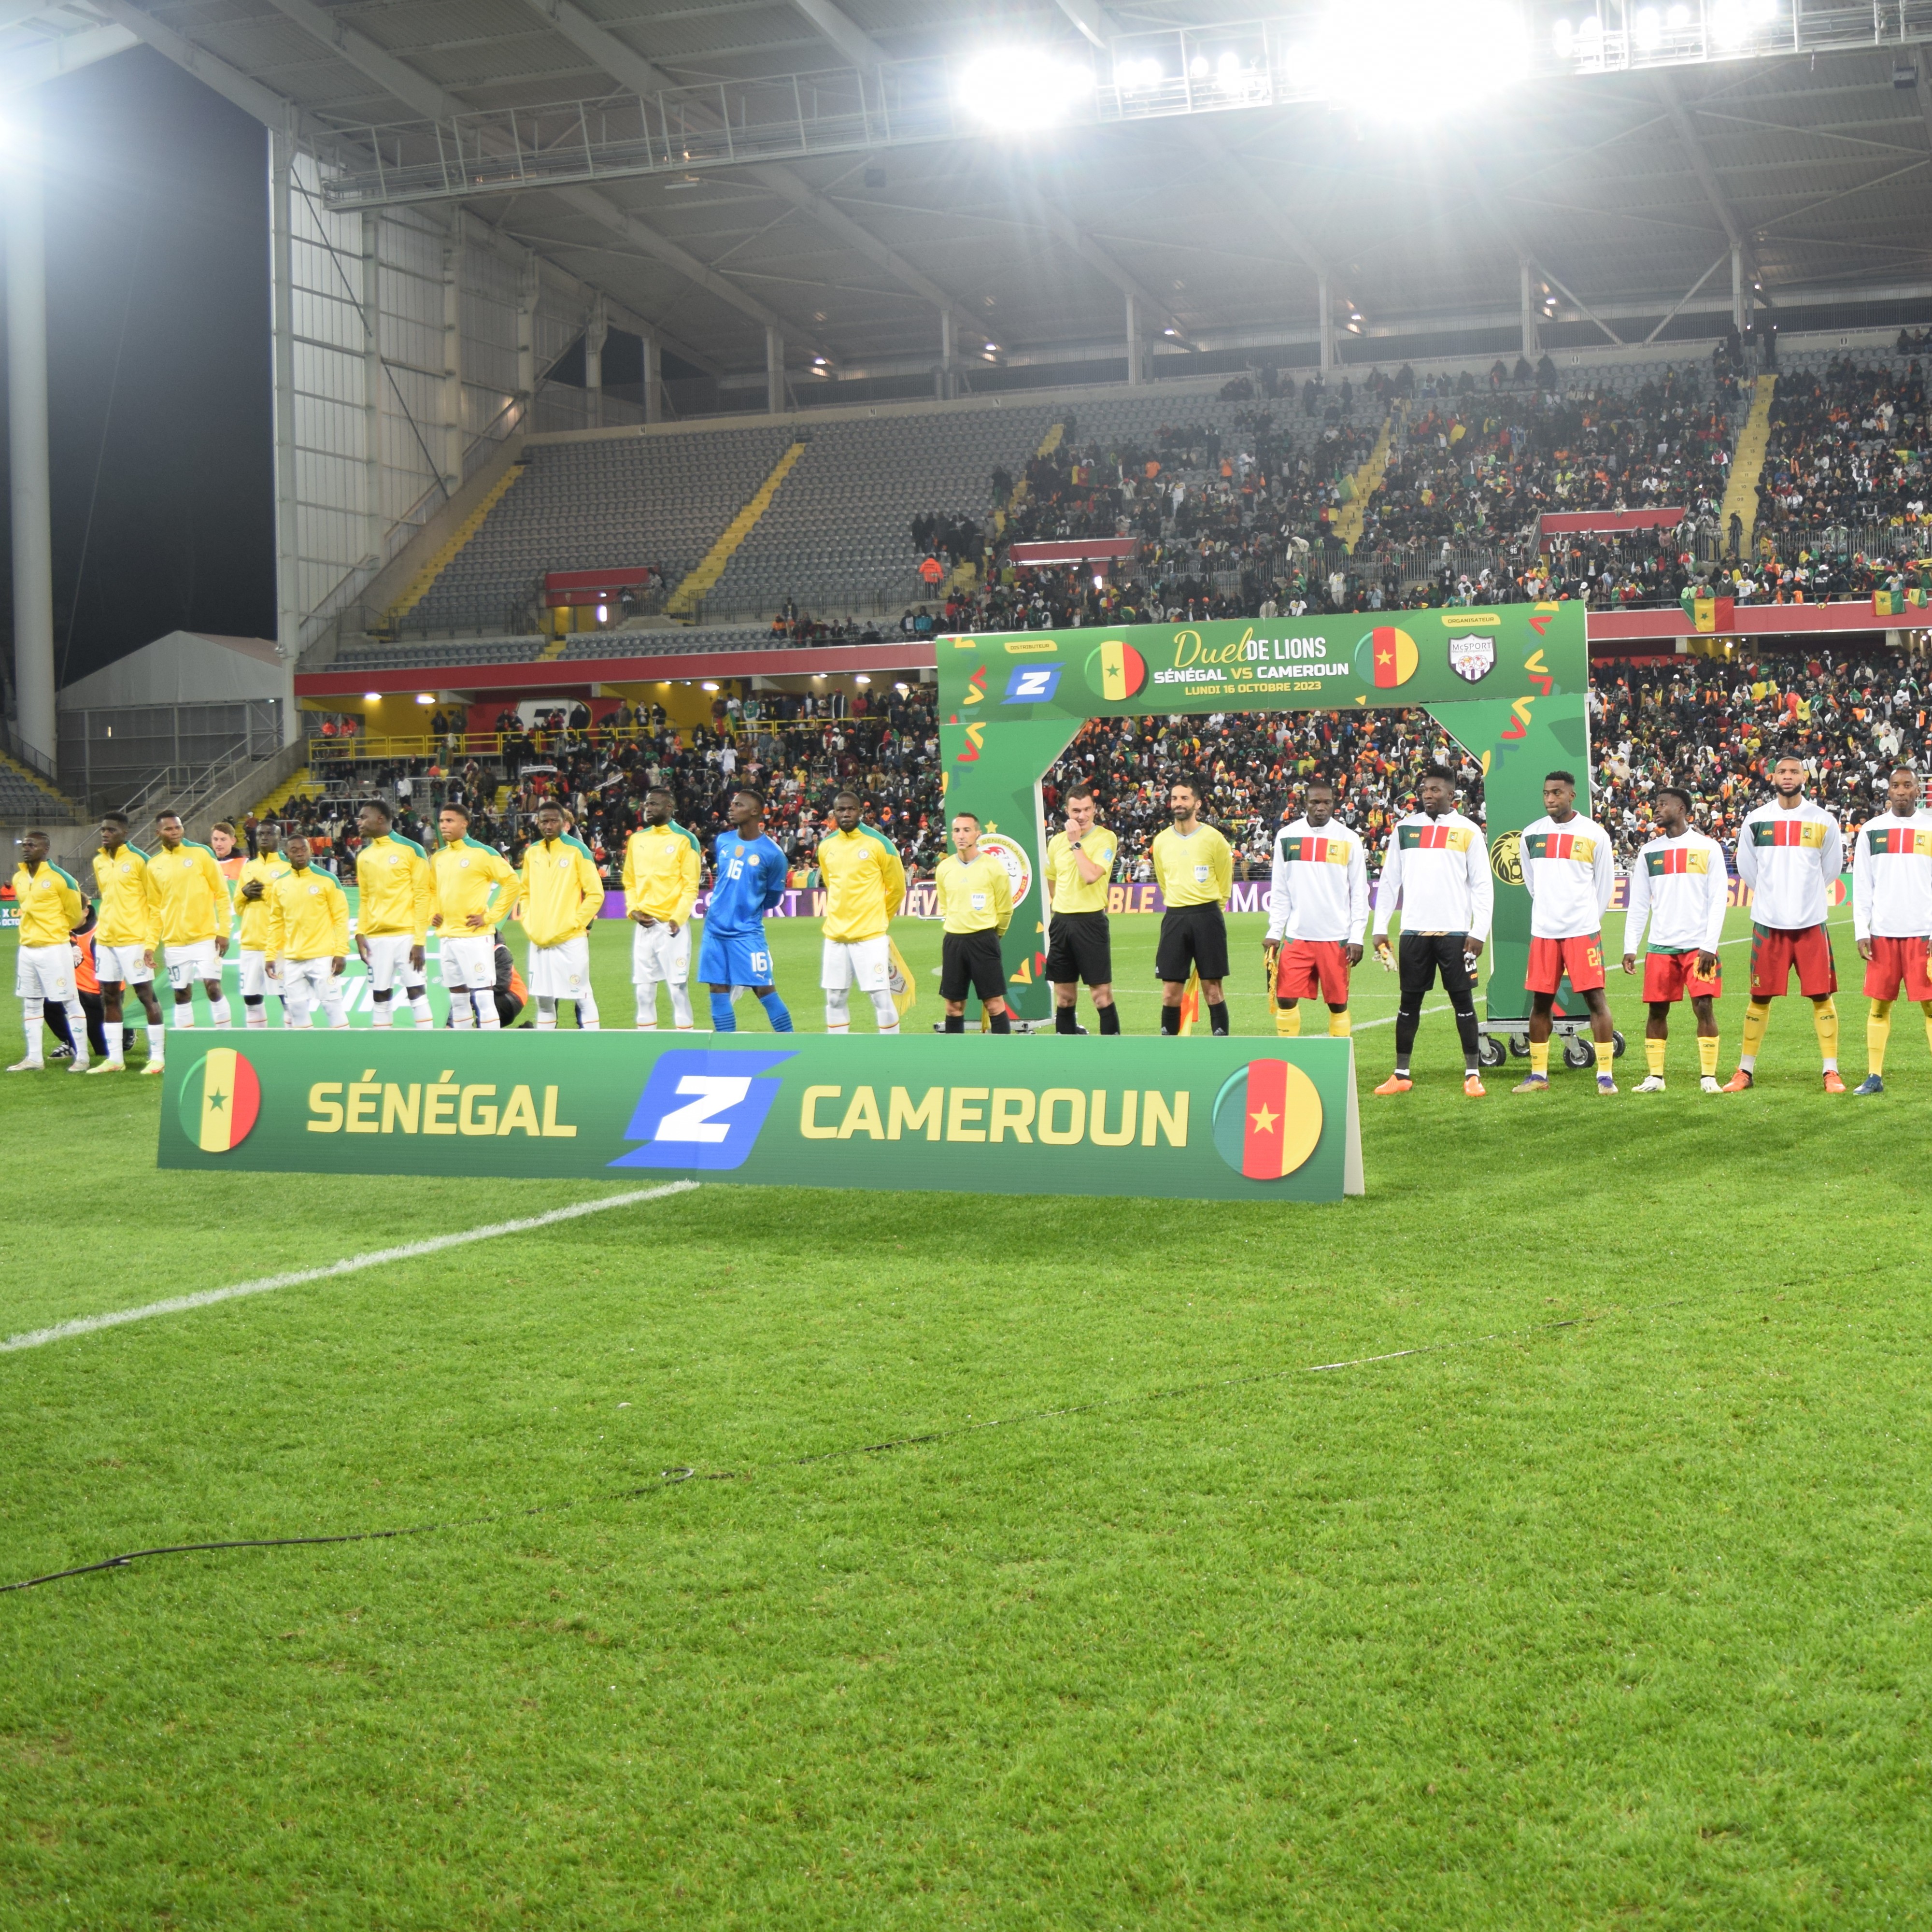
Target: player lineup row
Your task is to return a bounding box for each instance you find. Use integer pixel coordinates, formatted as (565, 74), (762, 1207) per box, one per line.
(11, 756), (1931, 1095)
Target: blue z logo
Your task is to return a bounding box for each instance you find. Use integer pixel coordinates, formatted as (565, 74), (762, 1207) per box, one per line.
(1003, 665), (1063, 702)
(609, 1048), (794, 1171)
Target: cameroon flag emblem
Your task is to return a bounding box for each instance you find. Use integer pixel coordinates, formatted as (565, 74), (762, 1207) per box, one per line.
(1211, 1058), (1324, 1180)
(1352, 625), (1419, 689)
(1085, 639), (1147, 700)
(178, 1048), (262, 1154)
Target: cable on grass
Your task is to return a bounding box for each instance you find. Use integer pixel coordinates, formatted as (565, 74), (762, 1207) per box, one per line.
(2, 1308), (1631, 1595)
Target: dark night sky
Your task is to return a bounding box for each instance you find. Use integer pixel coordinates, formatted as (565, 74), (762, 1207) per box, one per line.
(1, 46), (275, 699)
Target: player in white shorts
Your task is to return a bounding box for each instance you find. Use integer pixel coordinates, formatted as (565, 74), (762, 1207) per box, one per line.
(151, 812), (232, 1032)
(517, 803), (604, 1028)
(355, 800), (434, 1028)
(264, 834), (352, 1028)
(231, 822), (292, 1027)
(8, 830), (90, 1072)
(430, 802), (520, 1028)
(88, 810), (167, 1071)
(815, 791), (908, 1034)
(622, 786), (702, 1030)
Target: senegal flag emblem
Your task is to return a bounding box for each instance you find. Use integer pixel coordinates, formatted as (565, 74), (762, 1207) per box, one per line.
(1211, 1058), (1324, 1180)
(1353, 625), (1418, 689)
(178, 1048), (262, 1154)
(1086, 639), (1146, 700)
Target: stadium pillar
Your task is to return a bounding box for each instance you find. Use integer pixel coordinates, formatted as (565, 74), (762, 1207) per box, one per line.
(361, 210), (384, 569)
(642, 332), (663, 424)
(938, 309), (956, 400)
(1731, 243), (1747, 332)
(515, 253), (538, 412)
(269, 129), (301, 749)
(766, 324), (785, 413)
(1124, 292), (1143, 386)
(1519, 258), (1540, 360)
(3, 88), (57, 768)
(584, 297), (607, 429)
(441, 224), (464, 494)
(1317, 273), (1334, 374)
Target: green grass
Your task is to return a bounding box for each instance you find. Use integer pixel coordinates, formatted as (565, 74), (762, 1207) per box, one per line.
(4, 908), (1931, 1928)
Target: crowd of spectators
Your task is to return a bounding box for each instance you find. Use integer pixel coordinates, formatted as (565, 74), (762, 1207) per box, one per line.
(1755, 356), (1929, 533)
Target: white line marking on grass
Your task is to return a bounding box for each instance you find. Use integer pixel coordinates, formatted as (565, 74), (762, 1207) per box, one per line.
(1350, 1002), (1449, 1032)
(1, 1182), (700, 1355)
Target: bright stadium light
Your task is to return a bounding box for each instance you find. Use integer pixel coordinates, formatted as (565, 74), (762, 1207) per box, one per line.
(956, 48), (1095, 130)
(1311, 0), (1527, 114)
(364, 691), (382, 702)
(415, 693), (434, 705)
(1634, 7), (1662, 48)
(1551, 16), (1574, 55)
(855, 675), (871, 685)
(1711, 0), (1750, 45)
(1667, 2), (1689, 20)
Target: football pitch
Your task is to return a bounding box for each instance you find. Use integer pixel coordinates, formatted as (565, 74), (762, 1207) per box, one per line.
(4, 907), (1930, 1927)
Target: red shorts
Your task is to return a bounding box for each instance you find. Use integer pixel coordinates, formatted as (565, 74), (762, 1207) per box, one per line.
(1862, 934), (1932, 1002)
(1748, 923), (1838, 1000)
(1276, 938), (1351, 1005)
(1642, 949), (1721, 1003)
(1526, 932), (1606, 995)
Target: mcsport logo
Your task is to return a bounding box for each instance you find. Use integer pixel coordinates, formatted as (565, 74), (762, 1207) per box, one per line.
(609, 1049), (794, 1171)
(179, 1048), (262, 1153)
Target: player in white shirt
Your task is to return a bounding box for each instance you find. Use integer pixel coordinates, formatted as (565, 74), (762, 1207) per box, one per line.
(1727, 750), (1846, 1092)
(1621, 786), (1729, 1093)
(1370, 765), (1494, 1098)
(1513, 770), (1619, 1094)
(1264, 775), (1369, 1039)
(1849, 763), (1932, 1094)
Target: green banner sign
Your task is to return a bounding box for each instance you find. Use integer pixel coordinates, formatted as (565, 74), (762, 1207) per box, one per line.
(155, 1034), (1364, 1202)
(936, 604), (1591, 1026)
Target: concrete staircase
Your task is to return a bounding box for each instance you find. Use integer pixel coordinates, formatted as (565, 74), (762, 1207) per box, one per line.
(665, 441), (807, 617)
(1721, 373), (1778, 555)
(1334, 406), (1404, 554)
(253, 766), (324, 821)
(993, 421), (1065, 533)
(0, 745), (89, 824)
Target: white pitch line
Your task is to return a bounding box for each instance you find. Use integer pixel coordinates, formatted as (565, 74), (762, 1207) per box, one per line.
(1, 1181), (700, 1355)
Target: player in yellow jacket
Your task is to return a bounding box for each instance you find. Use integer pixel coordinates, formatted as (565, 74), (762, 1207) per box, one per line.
(519, 802), (604, 1029)
(265, 834), (351, 1029)
(355, 800), (433, 1029)
(89, 810), (167, 1072)
(231, 823), (292, 1030)
(153, 810), (232, 1033)
(622, 787), (703, 1031)
(8, 829), (90, 1072)
(431, 803), (519, 1030)
(817, 790), (908, 1035)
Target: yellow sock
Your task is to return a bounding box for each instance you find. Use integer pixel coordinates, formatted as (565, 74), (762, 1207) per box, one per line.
(1739, 1000), (1771, 1069)
(1275, 1004), (1301, 1037)
(1869, 999), (1893, 1077)
(1698, 1034), (1720, 1077)
(1327, 1008), (1351, 1037)
(1595, 1038), (1615, 1078)
(1813, 996), (1839, 1071)
(1645, 1037), (1666, 1076)
(1529, 1040), (1549, 1078)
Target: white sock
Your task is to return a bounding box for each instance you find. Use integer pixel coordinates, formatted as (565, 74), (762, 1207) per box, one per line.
(174, 1004), (195, 1031)
(474, 990), (500, 1031)
(450, 995), (474, 1030)
(824, 987), (850, 1034)
(869, 989), (900, 1034)
(408, 987), (432, 1028)
(577, 988), (600, 1030)
(669, 981), (694, 1029)
(146, 1020), (164, 1063)
(371, 1001), (393, 1028)
(321, 990), (349, 1028)
(636, 985), (658, 1029)
(245, 1004), (267, 1029)
(64, 1000), (90, 1065)
(536, 997), (557, 1031)
(209, 996), (231, 1028)
(17, 996), (45, 1064)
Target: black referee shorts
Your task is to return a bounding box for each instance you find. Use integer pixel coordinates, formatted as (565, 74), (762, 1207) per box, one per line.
(1398, 932), (1475, 1001)
(1155, 903), (1230, 983)
(1045, 909), (1112, 987)
(940, 929), (1008, 1002)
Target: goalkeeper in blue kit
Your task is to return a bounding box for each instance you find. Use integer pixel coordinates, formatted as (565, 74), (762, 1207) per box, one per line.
(697, 788), (795, 1033)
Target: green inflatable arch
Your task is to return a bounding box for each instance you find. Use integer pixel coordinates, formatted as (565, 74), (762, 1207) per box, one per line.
(933, 601), (1592, 1028)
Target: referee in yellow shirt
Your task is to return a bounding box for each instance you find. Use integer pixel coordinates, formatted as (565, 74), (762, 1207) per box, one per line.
(1150, 778), (1234, 1036)
(934, 812), (1013, 1034)
(1044, 781), (1120, 1035)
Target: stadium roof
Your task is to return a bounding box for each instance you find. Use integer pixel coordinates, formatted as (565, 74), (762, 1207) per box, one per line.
(9, 0), (1932, 389)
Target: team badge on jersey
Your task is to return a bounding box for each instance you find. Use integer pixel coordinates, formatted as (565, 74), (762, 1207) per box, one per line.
(609, 1049), (794, 1171)
(1448, 632), (1496, 683)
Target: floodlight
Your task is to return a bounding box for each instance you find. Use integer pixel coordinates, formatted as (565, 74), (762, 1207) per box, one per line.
(415, 693), (434, 705)
(1215, 51), (1241, 82)
(1667, 3), (1689, 21)
(1311, 0), (1527, 113)
(855, 675), (871, 685)
(364, 692), (382, 702)
(702, 681), (719, 692)
(595, 604), (608, 621)
(1116, 56), (1164, 92)
(1748, 0), (1776, 19)
(1551, 16), (1574, 55)
(957, 49), (1095, 130)
(1634, 7), (1662, 48)
(1710, 0), (1749, 46)
(1164, 326), (1179, 336)
(1189, 54), (1209, 78)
